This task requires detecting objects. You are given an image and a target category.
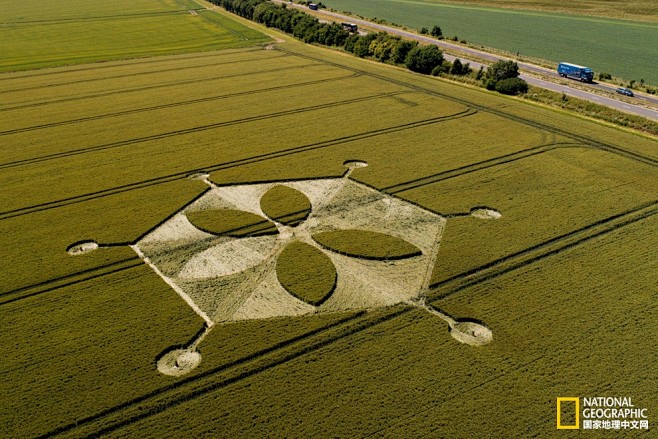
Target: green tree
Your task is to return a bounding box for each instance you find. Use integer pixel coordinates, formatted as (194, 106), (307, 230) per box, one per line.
(486, 60), (519, 81)
(450, 58), (463, 75)
(430, 25), (442, 38)
(405, 45), (443, 74)
(419, 27), (429, 35)
(390, 40), (417, 64)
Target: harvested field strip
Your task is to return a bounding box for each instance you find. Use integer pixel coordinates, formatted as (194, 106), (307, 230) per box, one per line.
(429, 200), (658, 298)
(0, 47), (264, 82)
(0, 73), (353, 136)
(0, 0), (183, 22)
(276, 46), (658, 168)
(0, 260), (142, 306)
(0, 3), (270, 72)
(33, 204), (657, 437)
(0, 111), (476, 220)
(382, 142), (577, 194)
(0, 91), (405, 169)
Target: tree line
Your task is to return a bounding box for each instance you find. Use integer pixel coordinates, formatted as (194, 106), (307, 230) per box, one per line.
(211, 0), (527, 95)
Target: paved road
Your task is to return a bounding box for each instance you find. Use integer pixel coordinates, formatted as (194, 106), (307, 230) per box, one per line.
(276, 1), (658, 121)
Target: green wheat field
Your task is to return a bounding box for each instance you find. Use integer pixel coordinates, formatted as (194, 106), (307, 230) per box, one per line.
(1, 0), (656, 437)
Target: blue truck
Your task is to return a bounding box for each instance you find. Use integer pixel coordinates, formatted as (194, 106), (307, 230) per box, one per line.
(557, 62), (594, 83)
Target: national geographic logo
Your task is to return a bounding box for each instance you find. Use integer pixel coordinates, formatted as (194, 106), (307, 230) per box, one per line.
(557, 397), (650, 431)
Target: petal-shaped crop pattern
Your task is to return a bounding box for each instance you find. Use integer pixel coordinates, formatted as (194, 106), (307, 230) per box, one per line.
(276, 241), (337, 306)
(313, 230), (422, 260)
(260, 185), (311, 226)
(186, 209), (278, 237)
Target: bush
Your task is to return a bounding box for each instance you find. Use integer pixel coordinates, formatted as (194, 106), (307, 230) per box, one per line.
(405, 45), (443, 74)
(598, 72), (612, 80)
(430, 25), (442, 38)
(494, 77), (529, 95)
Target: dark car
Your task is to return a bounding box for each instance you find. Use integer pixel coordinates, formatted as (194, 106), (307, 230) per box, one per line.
(616, 87), (634, 97)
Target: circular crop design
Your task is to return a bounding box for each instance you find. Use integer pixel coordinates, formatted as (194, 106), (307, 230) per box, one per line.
(67, 241), (99, 255)
(260, 184), (311, 226)
(186, 209), (278, 237)
(313, 229), (422, 260)
(450, 321), (493, 346)
(276, 241), (337, 305)
(157, 349), (201, 376)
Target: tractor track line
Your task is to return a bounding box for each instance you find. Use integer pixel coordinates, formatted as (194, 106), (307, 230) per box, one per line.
(0, 111), (475, 220)
(0, 90), (402, 170)
(0, 261), (143, 306)
(383, 142), (579, 194)
(0, 256), (142, 305)
(38, 310), (372, 439)
(0, 52), (289, 95)
(0, 72), (359, 136)
(0, 62), (322, 112)
(428, 200), (658, 299)
(0, 47), (264, 82)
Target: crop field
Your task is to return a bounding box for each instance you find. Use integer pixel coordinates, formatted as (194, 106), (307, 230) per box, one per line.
(428, 0), (658, 22)
(323, 0), (658, 84)
(0, 0), (270, 72)
(1, 5), (657, 437)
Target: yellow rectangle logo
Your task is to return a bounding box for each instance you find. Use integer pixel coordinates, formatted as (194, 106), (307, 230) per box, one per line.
(557, 397), (580, 429)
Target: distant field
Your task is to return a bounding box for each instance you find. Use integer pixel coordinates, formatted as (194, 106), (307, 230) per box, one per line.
(1, 34), (657, 436)
(323, 0), (658, 84)
(0, 0), (269, 71)
(435, 0), (657, 22)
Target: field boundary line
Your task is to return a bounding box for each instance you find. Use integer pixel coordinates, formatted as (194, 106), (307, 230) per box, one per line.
(276, 46), (658, 168)
(0, 48), (264, 82)
(0, 73), (360, 136)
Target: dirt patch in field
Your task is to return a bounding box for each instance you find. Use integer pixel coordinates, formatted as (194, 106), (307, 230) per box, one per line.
(67, 241), (99, 255)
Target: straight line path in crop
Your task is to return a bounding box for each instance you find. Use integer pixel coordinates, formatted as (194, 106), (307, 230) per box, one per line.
(427, 199), (658, 297)
(0, 10), (201, 27)
(0, 258), (142, 306)
(0, 72), (359, 137)
(381, 142), (578, 194)
(0, 110), (476, 220)
(0, 52), (289, 95)
(33, 200), (658, 438)
(0, 60), (318, 112)
(0, 47), (263, 82)
(0, 90), (403, 169)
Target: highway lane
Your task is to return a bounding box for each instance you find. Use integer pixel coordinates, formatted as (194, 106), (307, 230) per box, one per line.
(276, 1), (658, 121)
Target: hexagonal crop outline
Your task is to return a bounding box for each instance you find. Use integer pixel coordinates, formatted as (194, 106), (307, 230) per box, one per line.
(68, 161), (498, 375)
